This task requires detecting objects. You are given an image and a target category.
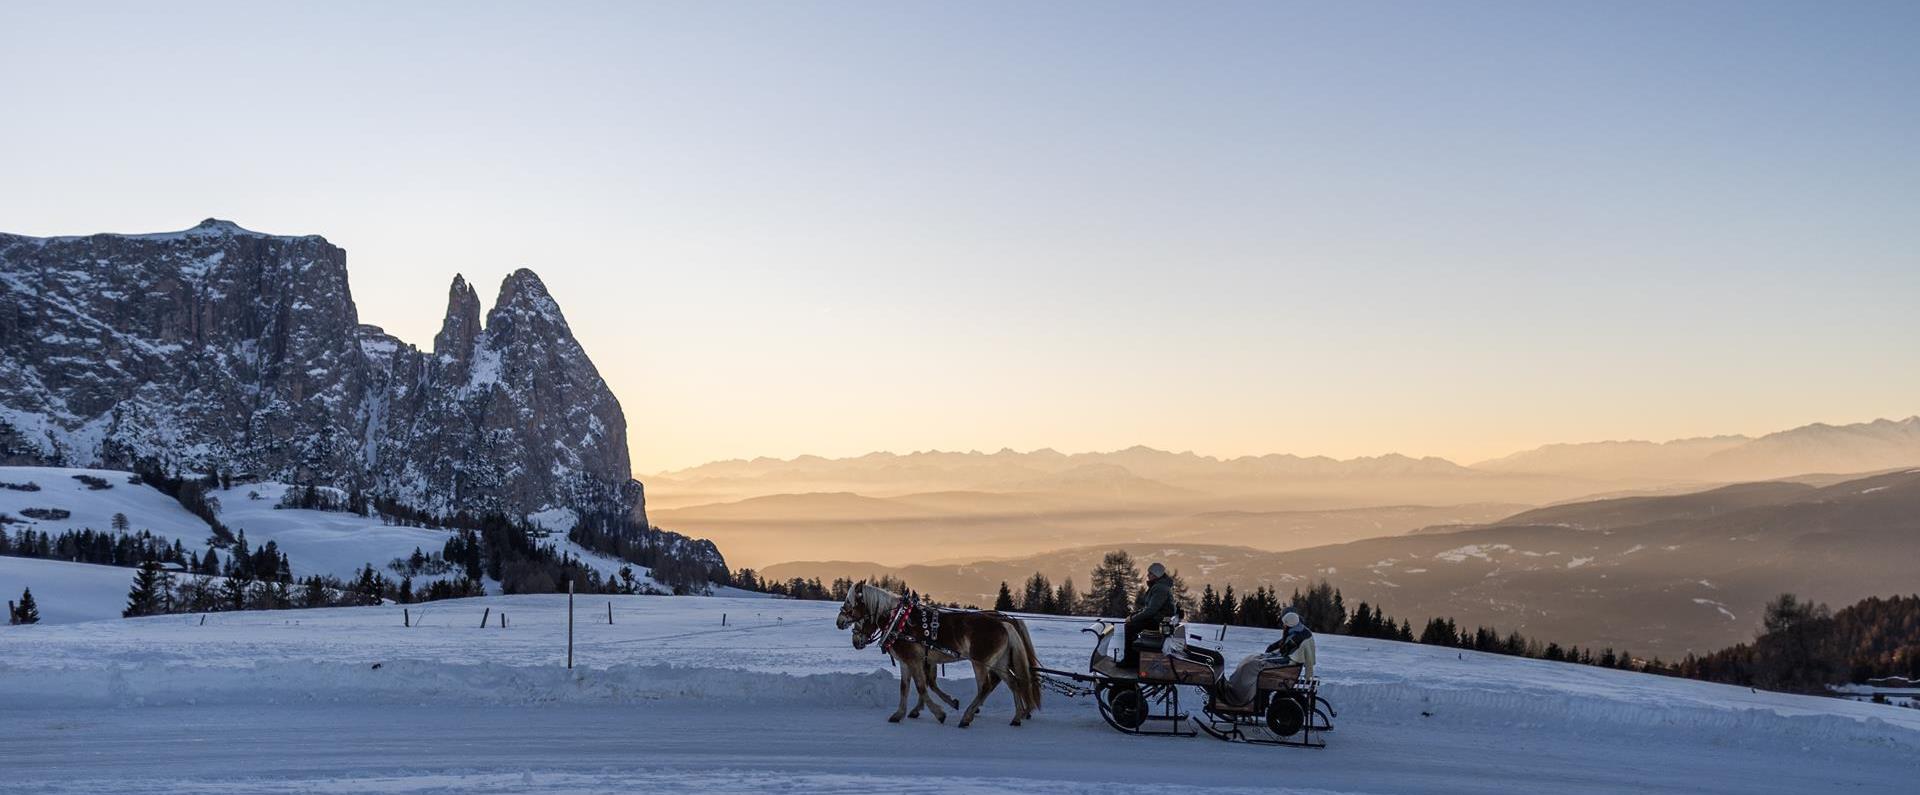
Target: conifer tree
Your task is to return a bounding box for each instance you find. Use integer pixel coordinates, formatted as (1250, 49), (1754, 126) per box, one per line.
(221, 574), (252, 610)
(112, 512), (130, 533)
(1054, 578), (1079, 616)
(15, 587), (40, 624)
(1021, 572), (1054, 614)
(1088, 550), (1141, 618)
(994, 581), (1015, 611)
(124, 560), (167, 617)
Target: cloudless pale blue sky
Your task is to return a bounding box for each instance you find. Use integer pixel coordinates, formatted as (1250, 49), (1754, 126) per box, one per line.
(3, 1), (1916, 471)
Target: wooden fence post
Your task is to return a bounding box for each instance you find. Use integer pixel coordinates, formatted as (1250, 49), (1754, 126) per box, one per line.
(404, 608), (410, 628)
(480, 607), (490, 628)
(608, 601), (613, 625)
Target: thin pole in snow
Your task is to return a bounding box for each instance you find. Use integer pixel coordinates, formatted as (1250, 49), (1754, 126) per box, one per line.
(480, 607), (491, 628)
(404, 608), (410, 628)
(608, 601), (613, 625)
(722, 613), (727, 627)
(567, 579), (575, 670)
(200, 614), (207, 626)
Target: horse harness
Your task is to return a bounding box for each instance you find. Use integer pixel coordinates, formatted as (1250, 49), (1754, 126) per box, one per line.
(864, 591), (962, 659)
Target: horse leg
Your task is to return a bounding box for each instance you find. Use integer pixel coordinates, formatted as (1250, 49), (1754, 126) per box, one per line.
(887, 651), (910, 723)
(908, 650), (948, 723)
(927, 661), (961, 709)
(958, 658), (1002, 728)
(987, 652), (1026, 725)
(909, 658), (937, 718)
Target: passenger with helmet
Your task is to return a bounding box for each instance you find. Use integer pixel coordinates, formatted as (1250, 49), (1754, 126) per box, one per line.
(1223, 610), (1316, 705)
(1120, 562), (1177, 668)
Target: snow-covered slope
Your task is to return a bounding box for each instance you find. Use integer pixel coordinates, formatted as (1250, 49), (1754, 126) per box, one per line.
(1, 596), (1913, 793)
(208, 481), (460, 582)
(0, 466), (213, 540)
(0, 556), (147, 624)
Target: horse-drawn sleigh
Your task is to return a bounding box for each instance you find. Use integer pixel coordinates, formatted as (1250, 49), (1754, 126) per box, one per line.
(836, 581), (1334, 747)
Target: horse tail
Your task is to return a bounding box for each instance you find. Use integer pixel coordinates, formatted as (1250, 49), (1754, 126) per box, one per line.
(1006, 616), (1041, 711)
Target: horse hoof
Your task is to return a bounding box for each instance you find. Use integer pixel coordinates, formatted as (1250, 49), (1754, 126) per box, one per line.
(908, 711), (921, 719)
(887, 714), (903, 723)
(1010, 719), (1021, 726)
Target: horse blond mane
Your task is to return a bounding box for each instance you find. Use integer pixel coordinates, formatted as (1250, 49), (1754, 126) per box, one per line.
(854, 581), (900, 618)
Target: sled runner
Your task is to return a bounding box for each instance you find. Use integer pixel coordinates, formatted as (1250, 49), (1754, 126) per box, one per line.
(1036, 621), (1332, 748)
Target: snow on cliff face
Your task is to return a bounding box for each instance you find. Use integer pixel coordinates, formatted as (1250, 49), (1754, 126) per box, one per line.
(0, 220), (651, 537)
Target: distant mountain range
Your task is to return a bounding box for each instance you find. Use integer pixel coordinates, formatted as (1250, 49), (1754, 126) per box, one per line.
(1473, 417), (1920, 483)
(763, 468), (1920, 658)
(652, 417), (1920, 515)
(663, 418), (1920, 494)
(653, 492), (1522, 570)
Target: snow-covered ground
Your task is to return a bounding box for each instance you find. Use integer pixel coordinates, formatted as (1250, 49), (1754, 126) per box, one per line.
(0, 556), (154, 624)
(2, 467), (677, 611)
(0, 466), (212, 540)
(209, 480), (465, 584)
(2, 595), (1915, 793)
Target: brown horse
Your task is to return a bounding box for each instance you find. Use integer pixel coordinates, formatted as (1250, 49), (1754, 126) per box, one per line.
(836, 581), (1041, 727)
(849, 615), (962, 721)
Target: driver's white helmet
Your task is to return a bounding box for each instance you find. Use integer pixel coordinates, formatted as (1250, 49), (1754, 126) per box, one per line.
(1282, 612), (1302, 628)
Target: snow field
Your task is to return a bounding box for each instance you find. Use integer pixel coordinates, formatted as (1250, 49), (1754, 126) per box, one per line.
(4, 594), (1916, 748)
(0, 466), (211, 540)
(1, 467), (672, 602)
(4, 594), (1917, 792)
(0, 556), (158, 624)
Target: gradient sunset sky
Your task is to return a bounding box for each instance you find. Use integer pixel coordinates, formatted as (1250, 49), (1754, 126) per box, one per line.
(4, 2), (1915, 472)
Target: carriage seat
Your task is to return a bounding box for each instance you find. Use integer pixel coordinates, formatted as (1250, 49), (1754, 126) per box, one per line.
(1132, 631), (1167, 651)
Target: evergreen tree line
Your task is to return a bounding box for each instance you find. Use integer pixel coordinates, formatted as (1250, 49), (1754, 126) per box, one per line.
(567, 511), (730, 594)
(2, 525), (192, 569)
(727, 571), (970, 608)
(131, 460), (234, 544)
(117, 557), (494, 618)
(975, 550), (1659, 675)
(1669, 593), (1920, 693)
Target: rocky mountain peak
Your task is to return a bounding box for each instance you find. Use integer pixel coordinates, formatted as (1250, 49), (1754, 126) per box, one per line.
(434, 274), (484, 360)
(0, 220), (665, 540)
(185, 218), (252, 236)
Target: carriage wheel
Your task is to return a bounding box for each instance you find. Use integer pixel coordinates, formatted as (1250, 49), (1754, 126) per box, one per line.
(1265, 692), (1306, 737)
(1106, 684), (1146, 730)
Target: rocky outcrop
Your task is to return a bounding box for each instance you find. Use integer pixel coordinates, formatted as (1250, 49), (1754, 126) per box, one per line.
(0, 219), (653, 534)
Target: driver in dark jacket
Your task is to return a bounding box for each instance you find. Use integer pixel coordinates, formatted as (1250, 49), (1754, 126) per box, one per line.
(1122, 562), (1177, 668)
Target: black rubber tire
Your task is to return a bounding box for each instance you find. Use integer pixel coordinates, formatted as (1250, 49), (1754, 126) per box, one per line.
(1108, 685), (1147, 730)
(1266, 692), (1306, 737)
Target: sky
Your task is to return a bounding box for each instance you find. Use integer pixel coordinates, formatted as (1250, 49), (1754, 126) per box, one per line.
(3, 2), (1916, 474)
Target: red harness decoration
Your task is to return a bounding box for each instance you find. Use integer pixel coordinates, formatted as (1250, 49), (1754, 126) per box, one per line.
(872, 591), (946, 655)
